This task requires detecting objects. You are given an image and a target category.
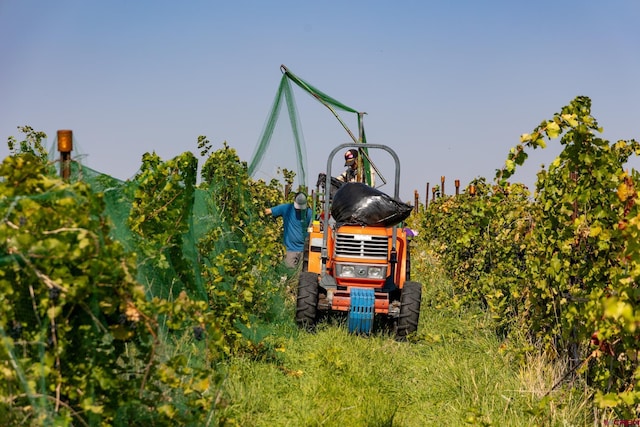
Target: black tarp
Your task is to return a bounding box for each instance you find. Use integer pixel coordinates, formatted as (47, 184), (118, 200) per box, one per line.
(330, 182), (413, 227)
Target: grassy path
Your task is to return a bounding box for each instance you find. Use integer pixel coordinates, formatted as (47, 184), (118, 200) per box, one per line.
(213, 268), (590, 426)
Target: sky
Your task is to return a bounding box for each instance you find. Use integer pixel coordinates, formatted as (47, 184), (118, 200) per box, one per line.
(1, 1), (639, 203)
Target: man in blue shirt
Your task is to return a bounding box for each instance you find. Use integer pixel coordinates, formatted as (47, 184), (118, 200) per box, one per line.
(265, 192), (313, 269)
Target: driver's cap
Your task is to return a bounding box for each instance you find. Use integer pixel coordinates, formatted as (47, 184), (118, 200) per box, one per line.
(344, 149), (358, 166)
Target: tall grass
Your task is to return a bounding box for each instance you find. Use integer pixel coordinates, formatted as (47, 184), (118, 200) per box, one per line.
(211, 258), (592, 426)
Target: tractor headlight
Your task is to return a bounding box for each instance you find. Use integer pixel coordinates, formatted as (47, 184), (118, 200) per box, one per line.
(340, 265), (356, 277)
(368, 266), (384, 279)
(336, 263), (387, 279)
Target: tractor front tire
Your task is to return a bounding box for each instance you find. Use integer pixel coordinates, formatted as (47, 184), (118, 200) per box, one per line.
(396, 281), (422, 341)
(296, 272), (319, 330)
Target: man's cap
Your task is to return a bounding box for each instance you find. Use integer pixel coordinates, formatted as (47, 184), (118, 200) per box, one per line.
(294, 192), (307, 210)
(344, 149), (358, 166)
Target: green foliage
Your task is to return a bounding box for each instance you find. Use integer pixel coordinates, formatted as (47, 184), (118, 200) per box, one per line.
(518, 98), (640, 418)
(129, 150), (199, 299)
(130, 151), (197, 239)
(0, 152), (155, 425)
(6, 125), (48, 164)
(198, 143), (286, 357)
(417, 178), (532, 335)
(278, 167), (305, 194)
(0, 131), (291, 424)
(421, 95), (640, 418)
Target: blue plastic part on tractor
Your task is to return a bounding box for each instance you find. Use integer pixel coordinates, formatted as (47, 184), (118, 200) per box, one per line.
(348, 288), (375, 334)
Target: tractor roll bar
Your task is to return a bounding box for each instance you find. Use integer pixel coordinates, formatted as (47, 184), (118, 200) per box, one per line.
(321, 143), (402, 277)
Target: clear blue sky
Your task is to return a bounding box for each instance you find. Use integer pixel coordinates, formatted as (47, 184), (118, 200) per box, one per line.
(2, 1), (639, 202)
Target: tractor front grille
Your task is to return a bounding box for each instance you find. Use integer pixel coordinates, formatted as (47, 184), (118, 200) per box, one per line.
(334, 233), (388, 259)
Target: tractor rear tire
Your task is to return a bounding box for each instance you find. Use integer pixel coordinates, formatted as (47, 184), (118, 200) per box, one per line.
(296, 272), (319, 330)
(396, 281), (422, 341)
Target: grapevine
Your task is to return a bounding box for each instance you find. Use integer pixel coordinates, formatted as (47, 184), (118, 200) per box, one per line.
(417, 96), (640, 418)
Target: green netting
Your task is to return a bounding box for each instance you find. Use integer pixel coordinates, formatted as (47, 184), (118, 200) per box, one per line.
(249, 65), (374, 188)
(0, 140), (288, 424)
(54, 160), (209, 301)
(249, 74), (308, 188)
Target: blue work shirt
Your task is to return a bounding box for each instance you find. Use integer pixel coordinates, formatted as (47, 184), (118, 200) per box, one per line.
(270, 203), (312, 251)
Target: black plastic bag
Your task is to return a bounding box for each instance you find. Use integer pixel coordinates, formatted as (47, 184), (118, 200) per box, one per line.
(330, 182), (413, 227)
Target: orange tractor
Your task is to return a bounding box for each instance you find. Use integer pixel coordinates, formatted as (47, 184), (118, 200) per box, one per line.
(296, 143), (422, 340)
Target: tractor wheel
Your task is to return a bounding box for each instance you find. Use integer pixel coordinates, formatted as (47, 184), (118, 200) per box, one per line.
(296, 272), (319, 330)
(396, 281), (422, 341)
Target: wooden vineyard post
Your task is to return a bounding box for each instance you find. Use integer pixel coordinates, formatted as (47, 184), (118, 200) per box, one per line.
(570, 171), (578, 221)
(455, 179), (460, 195)
(413, 190), (419, 213)
(425, 183), (430, 208)
(57, 130), (72, 180)
(441, 176), (445, 196)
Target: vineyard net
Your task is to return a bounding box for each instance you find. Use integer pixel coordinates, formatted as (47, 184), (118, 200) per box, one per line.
(0, 142), (288, 423)
(64, 160), (212, 301)
(248, 65), (374, 189)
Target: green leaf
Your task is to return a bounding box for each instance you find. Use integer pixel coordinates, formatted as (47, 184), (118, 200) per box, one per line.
(561, 113), (579, 127)
(505, 159), (515, 173)
(594, 392), (620, 408)
(546, 121), (561, 138)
